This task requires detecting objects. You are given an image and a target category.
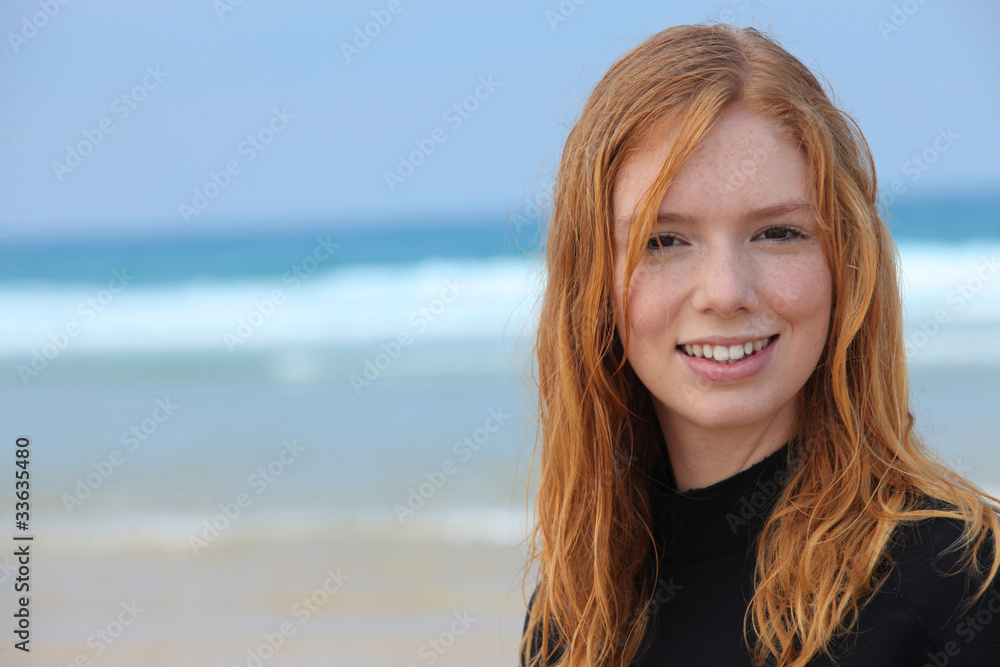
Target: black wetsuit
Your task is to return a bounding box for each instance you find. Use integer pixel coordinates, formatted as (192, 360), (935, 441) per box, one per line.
(522, 444), (1000, 665)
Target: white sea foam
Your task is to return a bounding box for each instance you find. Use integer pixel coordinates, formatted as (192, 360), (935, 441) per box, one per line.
(0, 257), (544, 355)
(1, 242), (997, 369)
(35, 505), (531, 555)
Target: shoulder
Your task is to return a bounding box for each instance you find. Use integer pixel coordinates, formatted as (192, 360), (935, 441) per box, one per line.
(880, 515), (1000, 656)
(521, 586), (565, 667)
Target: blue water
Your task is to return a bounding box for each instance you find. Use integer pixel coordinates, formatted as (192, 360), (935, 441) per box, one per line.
(2, 195), (998, 551)
(0, 195), (997, 379)
(2, 194), (995, 287)
(0, 217), (543, 286)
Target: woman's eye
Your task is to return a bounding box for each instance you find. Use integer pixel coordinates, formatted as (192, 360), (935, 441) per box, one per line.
(645, 233), (683, 251)
(756, 225), (807, 242)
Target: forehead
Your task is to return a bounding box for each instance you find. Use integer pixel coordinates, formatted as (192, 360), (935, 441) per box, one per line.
(613, 107), (809, 229)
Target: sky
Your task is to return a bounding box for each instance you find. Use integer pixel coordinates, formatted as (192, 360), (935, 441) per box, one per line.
(0, 0), (998, 240)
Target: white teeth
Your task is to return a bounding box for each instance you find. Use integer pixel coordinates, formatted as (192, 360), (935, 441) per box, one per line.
(681, 336), (773, 363)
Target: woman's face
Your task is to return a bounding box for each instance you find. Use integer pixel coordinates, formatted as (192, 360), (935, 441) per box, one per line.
(611, 106), (832, 444)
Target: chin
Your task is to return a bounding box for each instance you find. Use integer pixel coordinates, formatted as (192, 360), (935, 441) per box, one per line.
(658, 395), (784, 432)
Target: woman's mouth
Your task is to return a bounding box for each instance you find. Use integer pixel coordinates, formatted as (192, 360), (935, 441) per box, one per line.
(676, 335), (777, 366)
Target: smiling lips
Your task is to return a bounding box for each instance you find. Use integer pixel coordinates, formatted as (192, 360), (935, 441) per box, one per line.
(677, 335), (777, 366)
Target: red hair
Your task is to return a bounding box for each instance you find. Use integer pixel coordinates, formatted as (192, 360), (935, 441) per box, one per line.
(520, 23), (1000, 667)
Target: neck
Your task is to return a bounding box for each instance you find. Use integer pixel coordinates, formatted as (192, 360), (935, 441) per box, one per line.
(655, 398), (798, 492)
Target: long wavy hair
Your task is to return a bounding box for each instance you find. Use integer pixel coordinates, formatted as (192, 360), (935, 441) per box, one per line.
(519, 23), (1000, 667)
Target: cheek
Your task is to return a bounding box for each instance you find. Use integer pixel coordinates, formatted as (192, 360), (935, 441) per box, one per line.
(612, 266), (628, 336)
(614, 264), (681, 341)
(764, 255), (833, 340)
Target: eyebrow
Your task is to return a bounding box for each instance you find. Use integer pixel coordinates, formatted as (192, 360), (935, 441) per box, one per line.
(616, 199), (812, 229)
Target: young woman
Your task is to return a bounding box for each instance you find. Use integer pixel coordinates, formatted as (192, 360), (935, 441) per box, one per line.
(519, 24), (1000, 666)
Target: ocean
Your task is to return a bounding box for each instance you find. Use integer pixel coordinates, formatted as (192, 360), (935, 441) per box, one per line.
(2, 196), (1000, 535)
(0, 195), (998, 665)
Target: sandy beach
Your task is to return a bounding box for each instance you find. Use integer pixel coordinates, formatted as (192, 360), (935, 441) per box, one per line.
(9, 523), (530, 666)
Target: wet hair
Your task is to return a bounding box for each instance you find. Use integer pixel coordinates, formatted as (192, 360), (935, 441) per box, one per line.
(520, 22), (1000, 667)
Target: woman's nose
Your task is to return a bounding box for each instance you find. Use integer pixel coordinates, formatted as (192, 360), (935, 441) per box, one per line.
(689, 244), (759, 318)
